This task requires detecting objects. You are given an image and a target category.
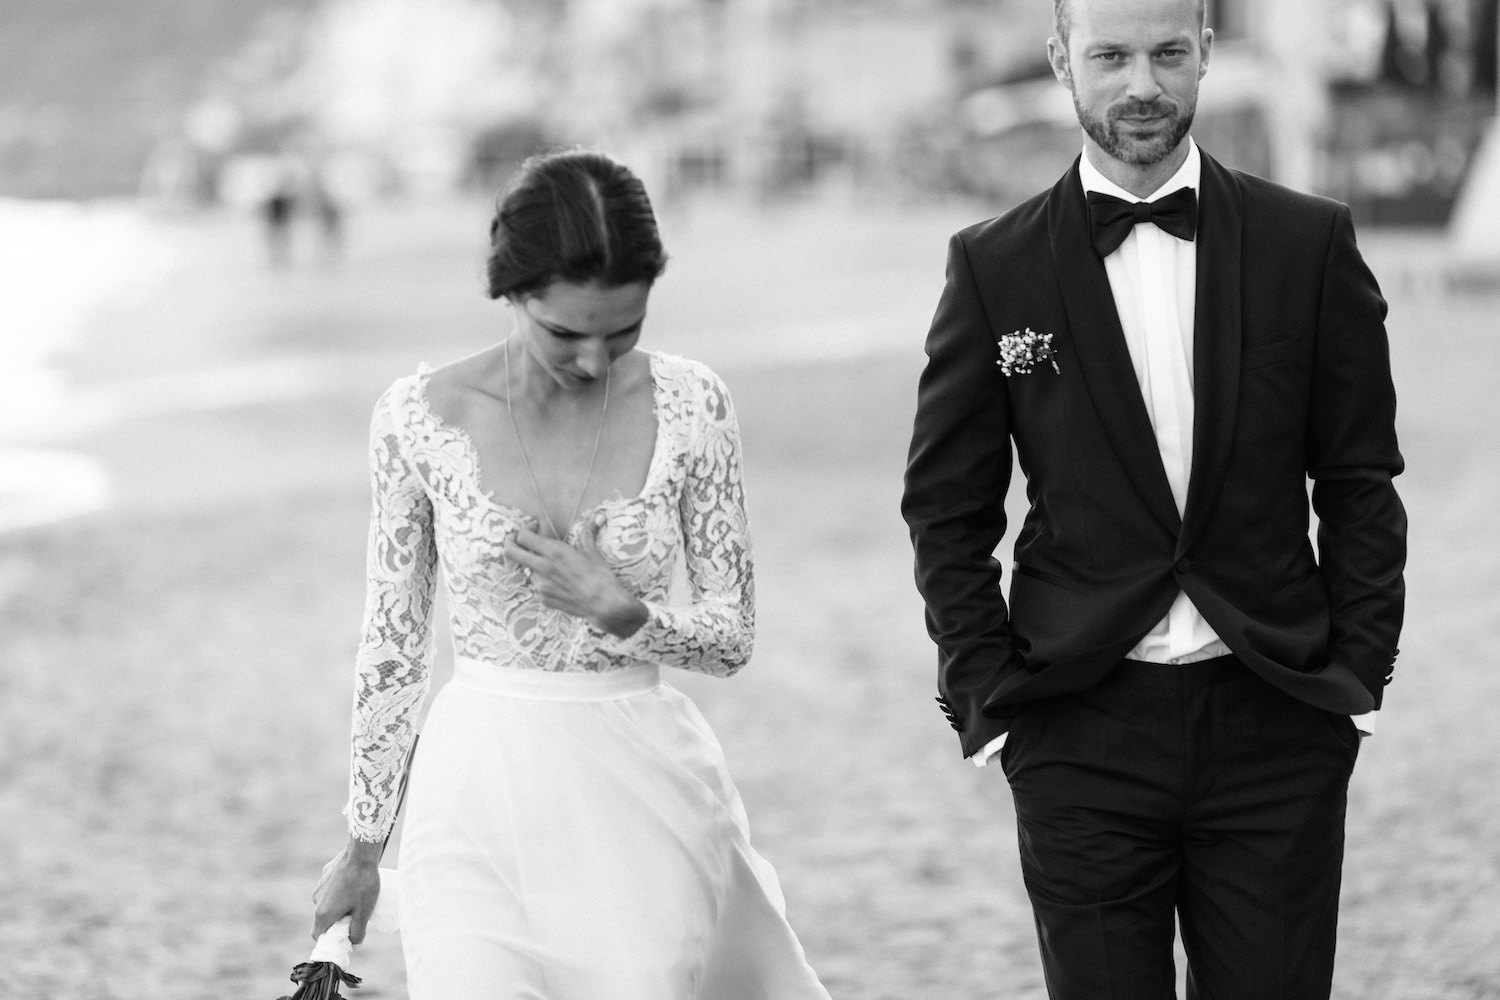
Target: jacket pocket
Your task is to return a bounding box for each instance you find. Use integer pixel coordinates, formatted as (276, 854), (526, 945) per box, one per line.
(1240, 335), (1303, 372)
(1013, 562), (1080, 592)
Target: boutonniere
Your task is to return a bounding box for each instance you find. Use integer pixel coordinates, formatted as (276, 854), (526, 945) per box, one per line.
(996, 328), (1060, 377)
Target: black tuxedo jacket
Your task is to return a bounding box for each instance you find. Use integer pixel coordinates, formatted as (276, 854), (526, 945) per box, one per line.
(902, 150), (1407, 759)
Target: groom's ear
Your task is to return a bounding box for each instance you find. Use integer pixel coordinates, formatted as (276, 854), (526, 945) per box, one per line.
(1047, 35), (1073, 89)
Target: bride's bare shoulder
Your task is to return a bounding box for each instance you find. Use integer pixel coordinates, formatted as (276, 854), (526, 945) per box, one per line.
(613, 347), (654, 391)
(423, 349), (503, 426)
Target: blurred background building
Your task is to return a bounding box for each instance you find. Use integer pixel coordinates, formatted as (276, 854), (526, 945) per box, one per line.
(2, 0), (1495, 225)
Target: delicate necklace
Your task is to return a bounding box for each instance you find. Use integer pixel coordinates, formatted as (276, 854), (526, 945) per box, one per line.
(504, 338), (610, 540)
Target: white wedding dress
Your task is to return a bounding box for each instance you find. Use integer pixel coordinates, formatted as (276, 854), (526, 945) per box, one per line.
(344, 351), (831, 1000)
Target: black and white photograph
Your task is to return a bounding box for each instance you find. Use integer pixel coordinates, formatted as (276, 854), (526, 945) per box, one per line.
(1, 0), (1497, 997)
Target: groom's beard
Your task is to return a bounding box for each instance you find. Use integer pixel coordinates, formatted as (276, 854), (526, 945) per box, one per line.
(1076, 95), (1196, 167)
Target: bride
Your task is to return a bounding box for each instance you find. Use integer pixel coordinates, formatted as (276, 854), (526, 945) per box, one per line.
(311, 148), (833, 999)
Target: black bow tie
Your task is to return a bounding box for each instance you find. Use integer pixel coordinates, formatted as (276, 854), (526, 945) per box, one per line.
(1086, 187), (1198, 257)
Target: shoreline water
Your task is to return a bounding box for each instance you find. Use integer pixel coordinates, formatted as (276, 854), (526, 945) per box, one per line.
(0, 198), (181, 534)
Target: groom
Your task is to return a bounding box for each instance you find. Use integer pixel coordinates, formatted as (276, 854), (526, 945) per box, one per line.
(901, 0), (1406, 996)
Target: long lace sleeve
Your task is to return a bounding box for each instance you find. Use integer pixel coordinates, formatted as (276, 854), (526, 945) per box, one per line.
(600, 366), (755, 677)
(343, 383), (439, 843)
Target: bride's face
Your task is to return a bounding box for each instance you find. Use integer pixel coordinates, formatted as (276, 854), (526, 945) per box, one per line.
(512, 280), (650, 389)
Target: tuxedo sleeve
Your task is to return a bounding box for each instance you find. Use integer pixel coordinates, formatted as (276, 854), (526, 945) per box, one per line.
(902, 232), (1018, 758)
(1306, 204), (1407, 708)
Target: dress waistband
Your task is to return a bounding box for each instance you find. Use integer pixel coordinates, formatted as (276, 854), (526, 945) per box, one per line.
(452, 657), (660, 701)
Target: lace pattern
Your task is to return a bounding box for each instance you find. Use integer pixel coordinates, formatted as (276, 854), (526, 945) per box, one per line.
(343, 352), (756, 842)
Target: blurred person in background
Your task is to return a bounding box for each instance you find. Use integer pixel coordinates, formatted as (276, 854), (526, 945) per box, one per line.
(902, 0), (1406, 996)
(310, 149), (832, 1000)
(260, 156), (301, 267)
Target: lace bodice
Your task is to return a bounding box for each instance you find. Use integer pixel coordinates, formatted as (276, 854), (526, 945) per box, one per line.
(344, 352), (755, 842)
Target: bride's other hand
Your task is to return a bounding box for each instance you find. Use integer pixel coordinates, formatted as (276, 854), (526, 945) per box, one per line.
(313, 839), (382, 943)
(506, 523), (648, 638)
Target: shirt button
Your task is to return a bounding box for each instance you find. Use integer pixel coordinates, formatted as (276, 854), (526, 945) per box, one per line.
(1176, 557), (1193, 574)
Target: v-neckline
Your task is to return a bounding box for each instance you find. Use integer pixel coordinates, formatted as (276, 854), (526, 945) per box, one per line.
(414, 352), (667, 541)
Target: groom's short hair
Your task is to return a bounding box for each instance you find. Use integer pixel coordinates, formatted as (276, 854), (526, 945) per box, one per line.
(1052, 0), (1208, 46)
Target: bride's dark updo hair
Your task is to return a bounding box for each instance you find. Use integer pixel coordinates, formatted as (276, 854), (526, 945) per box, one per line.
(486, 149), (668, 300)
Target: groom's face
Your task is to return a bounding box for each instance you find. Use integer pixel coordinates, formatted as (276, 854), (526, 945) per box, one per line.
(1048, 0), (1212, 168)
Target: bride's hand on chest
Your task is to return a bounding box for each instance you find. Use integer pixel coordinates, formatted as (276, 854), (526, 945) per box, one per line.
(504, 521), (649, 638)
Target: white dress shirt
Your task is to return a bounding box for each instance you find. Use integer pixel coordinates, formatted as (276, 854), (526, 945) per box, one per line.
(1083, 140), (1229, 666)
(974, 141), (1370, 768)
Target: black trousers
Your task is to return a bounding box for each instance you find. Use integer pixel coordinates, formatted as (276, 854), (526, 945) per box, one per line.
(999, 656), (1361, 1000)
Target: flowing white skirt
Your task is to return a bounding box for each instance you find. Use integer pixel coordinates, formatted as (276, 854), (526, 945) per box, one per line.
(396, 658), (832, 1000)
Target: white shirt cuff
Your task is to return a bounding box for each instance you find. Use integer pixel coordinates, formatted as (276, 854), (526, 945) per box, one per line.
(1350, 709), (1377, 736)
(972, 732), (1008, 767)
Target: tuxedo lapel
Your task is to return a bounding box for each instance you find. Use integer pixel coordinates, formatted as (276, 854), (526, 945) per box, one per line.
(1178, 154), (1243, 556)
(1048, 160), (1181, 536)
